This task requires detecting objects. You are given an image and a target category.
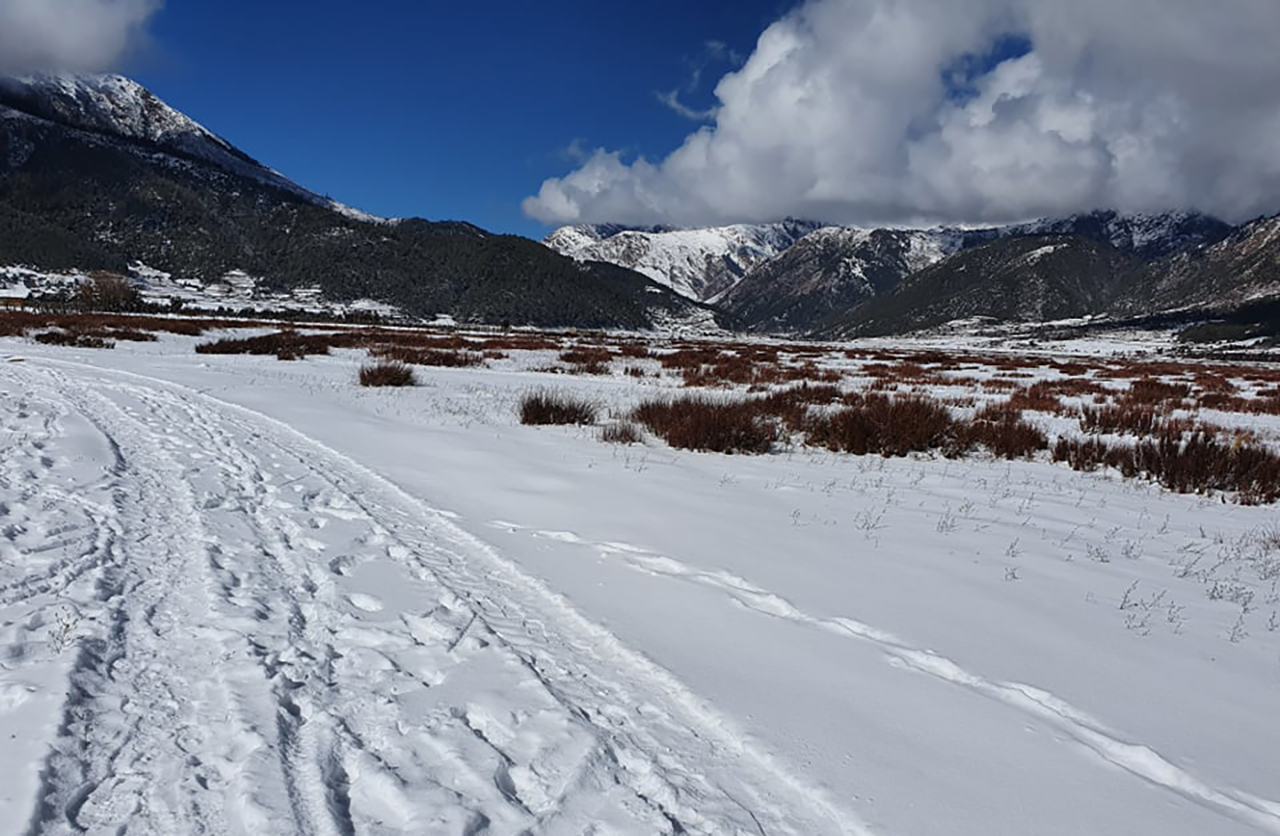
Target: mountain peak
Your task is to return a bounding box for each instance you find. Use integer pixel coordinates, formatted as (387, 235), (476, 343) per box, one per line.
(0, 72), (386, 224)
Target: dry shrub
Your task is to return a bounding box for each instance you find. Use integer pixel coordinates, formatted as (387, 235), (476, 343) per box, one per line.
(1125, 378), (1192, 405)
(807, 395), (954, 457)
(781, 363), (841, 384)
(1054, 430), (1280, 504)
(757, 383), (843, 431)
(1197, 392), (1280, 416)
(33, 330), (113, 349)
(625, 366), (648, 378)
(599, 422), (643, 445)
(659, 347), (728, 370)
(632, 396), (778, 454)
(410, 349), (484, 367)
(520, 390), (598, 426)
(95, 327), (158, 342)
(1194, 373), (1237, 394)
(1081, 403), (1160, 436)
(615, 343), (652, 359)
(359, 361), (416, 387)
(681, 354), (784, 388)
(1007, 382), (1066, 414)
(956, 407), (1048, 459)
(196, 330), (332, 359)
(560, 347), (613, 366)
(1049, 361), (1094, 376)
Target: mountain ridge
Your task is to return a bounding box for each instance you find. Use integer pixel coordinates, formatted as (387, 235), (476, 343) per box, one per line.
(0, 73), (715, 330)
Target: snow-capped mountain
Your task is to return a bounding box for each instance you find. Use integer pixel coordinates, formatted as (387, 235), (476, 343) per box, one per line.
(996, 210), (1232, 259)
(0, 73), (383, 222)
(0, 73), (713, 329)
(719, 226), (968, 333)
(544, 219), (825, 301)
(1111, 213), (1280, 315)
(563, 209), (1237, 333)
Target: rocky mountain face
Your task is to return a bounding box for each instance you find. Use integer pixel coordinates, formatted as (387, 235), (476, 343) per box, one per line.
(816, 236), (1141, 338)
(0, 74), (711, 329)
(553, 208), (1251, 336)
(1111, 215), (1280, 316)
(543, 220), (824, 301)
(717, 227), (966, 333)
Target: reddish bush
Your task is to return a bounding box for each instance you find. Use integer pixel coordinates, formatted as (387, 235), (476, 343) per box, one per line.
(955, 409), (1048, 459)
(196, 330), (332, 358)
(1081, 403), (1160, 436)
(632, 396), (779, 454)
(807, 395), (954, 457)
(1125, 378), (1192, 405)
(33, 330), (114, 349)
(1053, 429), (1280, 505)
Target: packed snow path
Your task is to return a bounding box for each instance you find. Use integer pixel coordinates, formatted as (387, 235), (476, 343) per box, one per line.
(0, 361), (861, 836)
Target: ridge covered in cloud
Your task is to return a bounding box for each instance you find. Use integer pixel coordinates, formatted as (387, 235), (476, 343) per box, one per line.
(0, 0), (162, 73)
(524, 0), (1280, 228)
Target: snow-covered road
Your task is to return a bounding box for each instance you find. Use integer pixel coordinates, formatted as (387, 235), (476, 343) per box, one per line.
(3, 344), (1279, 836)
(1, 361), (859, 835)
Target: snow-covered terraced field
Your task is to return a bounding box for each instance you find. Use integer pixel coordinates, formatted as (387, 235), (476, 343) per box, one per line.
(1, 323), (1279, 836)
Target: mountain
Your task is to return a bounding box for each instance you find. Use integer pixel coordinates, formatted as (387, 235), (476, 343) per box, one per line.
(0, 73), (710, 329)
(1111, 214), (1280, 315)
(543, 219), (825, 301)
(816, 235), (1141, 338)
(560, 210), (1235, 335)
(994, 210), (1233, 260)
(718, 227), (966, 333)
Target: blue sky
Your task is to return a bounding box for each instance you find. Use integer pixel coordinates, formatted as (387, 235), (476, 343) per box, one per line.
(126, 1), (795, 237)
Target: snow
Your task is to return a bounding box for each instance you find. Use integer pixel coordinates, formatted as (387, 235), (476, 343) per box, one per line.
(545, 222), (824, 301)
(1, 332), (1278, 835)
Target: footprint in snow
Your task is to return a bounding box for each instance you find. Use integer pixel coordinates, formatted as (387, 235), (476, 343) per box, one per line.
(347, 593), (385, 614)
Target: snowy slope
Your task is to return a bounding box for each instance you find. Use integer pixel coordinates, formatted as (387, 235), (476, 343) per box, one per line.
(544, 220), (825, 301)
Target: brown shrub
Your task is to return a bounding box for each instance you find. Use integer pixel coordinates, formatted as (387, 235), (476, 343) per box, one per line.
(359, 361), (416, 387)
(1125, 378), (1192, 405)
(1007, 382), (1066, 414)
(615, 343), (652, 359)
(520, 390), (598, 425)
(559, 347), (614, 366)
(955, 408), (1048, 459)
(807, 395), (954, 457)
(196, 330), (332, 358)
(33, 330), (114, 349)
(1081, 403), (1160, 436)
(632, 396), (778, 454)
(1053, 430), (1280, 504)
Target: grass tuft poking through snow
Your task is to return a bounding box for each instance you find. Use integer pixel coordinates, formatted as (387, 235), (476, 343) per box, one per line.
(519, 389), (599, 425)
(599, 421), (643, 445)
(358, 360), (416, 387)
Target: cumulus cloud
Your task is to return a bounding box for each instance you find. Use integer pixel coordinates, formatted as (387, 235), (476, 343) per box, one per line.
(0, 0), (162, 73)
(524, 0), (1280, 227)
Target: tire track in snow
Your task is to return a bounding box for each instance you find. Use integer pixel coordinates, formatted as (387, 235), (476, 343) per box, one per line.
(20, 358), (871, 836)
(496, 523), (1280, 835)
(6, 367), (250, 836)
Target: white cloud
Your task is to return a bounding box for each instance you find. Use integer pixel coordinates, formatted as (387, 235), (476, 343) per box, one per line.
(0, 0), (162, 73)
(524, 0), (1280, 227)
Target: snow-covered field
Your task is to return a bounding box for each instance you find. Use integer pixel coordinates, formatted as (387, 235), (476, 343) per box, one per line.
(2, 326), (1279, 836)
